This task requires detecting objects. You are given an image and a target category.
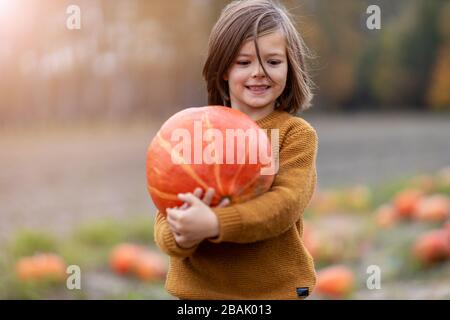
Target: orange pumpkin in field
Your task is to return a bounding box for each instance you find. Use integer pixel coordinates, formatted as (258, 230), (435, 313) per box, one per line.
(413, 194), (450, 222)
(393, 189), (424, 219)
(109, 243), (144, 274)
(134, 251), (167, 281)
(146, 106), (275, 215)
(375, 204), (398, 228)
(412, 230), (450, 264)
(16, 253), (66, 282)
(315, 265), (355, 298)
(109, 243), (168, 281)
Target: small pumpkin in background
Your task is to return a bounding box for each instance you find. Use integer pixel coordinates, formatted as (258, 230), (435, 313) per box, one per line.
(413, 194), (450, 222)
(16, 253), (66, 282)
(375, 204), (398, 229)
(412, 230), (450, 265)
(134, 251), (167, 281)
(393, 189), (424, 219)
(109, 243), (167, 281)
(314, 265), (355, 299)
(109, 243), (144, 275)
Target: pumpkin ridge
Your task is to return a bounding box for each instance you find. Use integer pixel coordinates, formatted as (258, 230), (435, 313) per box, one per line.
(147, 185), (178, 201)
(156, 133), (209, 190)
(204, 112), (225, 196)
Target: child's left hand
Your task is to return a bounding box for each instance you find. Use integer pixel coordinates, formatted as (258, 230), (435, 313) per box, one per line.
(166, 188), (230, 249)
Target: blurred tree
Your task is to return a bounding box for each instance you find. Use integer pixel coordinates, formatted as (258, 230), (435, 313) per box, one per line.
(427, 45), (450, 109)
(352, 0), (411, 109)
(302, 0), (367, 109)
(371, 0), (443, 109)
(427, 1), (450, 110)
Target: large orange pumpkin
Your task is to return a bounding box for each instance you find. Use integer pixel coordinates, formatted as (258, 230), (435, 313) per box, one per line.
(146, 106), (275, 215)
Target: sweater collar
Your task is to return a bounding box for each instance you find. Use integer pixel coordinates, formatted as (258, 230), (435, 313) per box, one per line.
(255, 109), (286, 128)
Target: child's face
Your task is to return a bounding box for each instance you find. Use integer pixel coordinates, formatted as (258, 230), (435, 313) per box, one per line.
(224, 29), (288, 117)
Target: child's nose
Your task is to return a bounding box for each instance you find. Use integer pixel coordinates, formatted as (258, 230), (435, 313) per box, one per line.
(251, 63), (265, 78)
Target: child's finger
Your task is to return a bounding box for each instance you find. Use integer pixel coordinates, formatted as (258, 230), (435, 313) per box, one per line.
(202, 188), (215, 206)
(180, 202), (189, 210)
(166, 211), (175, 225)
(177, 193), (200, 206)
(168, 222), (177, 233)
(174, 233), (185, 246)
(216, 197), (230, 208)
(193, 188), (203, 198)
(167, 220), (176, 232)
(167, 207), (182, 221)
(167, 216), (180, 233)
(170, 226), (181, 236)
(177, 188), (202, 210)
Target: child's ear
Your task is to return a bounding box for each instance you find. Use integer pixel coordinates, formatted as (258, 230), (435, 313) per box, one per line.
(223, 73), (228, 81)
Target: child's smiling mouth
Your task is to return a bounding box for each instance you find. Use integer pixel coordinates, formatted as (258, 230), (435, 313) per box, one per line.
(245, 85), (271, 94)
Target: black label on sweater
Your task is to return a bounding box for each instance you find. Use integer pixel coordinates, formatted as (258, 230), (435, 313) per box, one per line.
(296, 287), (309, 298)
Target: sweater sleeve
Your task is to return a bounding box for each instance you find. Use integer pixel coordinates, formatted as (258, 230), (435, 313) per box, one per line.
(154, 211), (199, 258)
(209, 126), (318, 244)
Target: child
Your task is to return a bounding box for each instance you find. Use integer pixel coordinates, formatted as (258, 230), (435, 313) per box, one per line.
(154, 0), (318, 300)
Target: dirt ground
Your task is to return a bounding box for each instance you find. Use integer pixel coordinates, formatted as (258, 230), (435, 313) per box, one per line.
(304, 111), (450, 189)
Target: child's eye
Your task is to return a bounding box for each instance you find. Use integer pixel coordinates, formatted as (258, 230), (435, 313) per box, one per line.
(236, 60), (281, 66)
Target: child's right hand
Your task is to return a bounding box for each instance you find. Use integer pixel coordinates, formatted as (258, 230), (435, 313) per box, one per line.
(179, 187), (229, 209)
(167, 187), (229, 249)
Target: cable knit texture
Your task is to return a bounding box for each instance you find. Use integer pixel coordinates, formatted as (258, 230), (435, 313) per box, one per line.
(154, 109), (318, 299)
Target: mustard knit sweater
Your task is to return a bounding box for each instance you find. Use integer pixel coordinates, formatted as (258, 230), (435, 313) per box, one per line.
(154, 109), (318, 300)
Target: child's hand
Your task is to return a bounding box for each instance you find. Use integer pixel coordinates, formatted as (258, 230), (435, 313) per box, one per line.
(167, 188), (230, 249)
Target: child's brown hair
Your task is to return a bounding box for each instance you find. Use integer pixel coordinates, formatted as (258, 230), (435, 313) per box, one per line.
(202, 0), (313, 114)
